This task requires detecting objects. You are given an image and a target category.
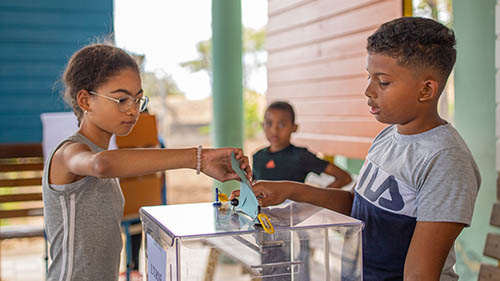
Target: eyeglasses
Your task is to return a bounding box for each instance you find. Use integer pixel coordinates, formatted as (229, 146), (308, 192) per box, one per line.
(89, 91), (149, 113)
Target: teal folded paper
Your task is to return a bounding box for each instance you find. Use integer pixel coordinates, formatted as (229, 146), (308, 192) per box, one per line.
(231, 152), (259, 219)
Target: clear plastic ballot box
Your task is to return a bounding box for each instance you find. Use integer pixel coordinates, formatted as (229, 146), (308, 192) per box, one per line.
(140, 202), (363, 281)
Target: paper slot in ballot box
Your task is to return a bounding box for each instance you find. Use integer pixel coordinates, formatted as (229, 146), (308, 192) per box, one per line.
(140, 201), (363, 281)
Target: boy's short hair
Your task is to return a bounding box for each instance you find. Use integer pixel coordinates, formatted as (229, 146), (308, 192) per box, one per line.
(367, 17), (456, 83)
(266, 101), (296, 123)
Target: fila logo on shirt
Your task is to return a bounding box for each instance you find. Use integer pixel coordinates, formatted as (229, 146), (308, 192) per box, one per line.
(355, 161), (417, 217)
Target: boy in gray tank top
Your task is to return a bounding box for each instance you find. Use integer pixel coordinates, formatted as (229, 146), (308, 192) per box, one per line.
(44, 43), (251, 280)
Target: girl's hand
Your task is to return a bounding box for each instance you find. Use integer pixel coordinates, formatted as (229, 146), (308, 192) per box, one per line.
(229, 181), (290, 207)
(201, 148), (252, 182)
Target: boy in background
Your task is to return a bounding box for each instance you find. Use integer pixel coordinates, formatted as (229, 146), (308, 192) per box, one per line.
(253, 101), (352, 280)
(253, 101), (352, 188)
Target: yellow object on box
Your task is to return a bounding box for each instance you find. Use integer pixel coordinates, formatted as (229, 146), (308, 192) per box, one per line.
(218, 193), (228, 202)
(257, 213), (275, 234)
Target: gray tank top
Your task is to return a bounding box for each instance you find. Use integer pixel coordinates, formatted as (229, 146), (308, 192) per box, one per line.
(43, 133), (125, 281)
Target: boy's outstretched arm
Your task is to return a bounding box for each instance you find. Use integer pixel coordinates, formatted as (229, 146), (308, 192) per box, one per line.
(250, 181), (354, 215)
(323, 163), (352, 189)
(404, 221), (464, 281)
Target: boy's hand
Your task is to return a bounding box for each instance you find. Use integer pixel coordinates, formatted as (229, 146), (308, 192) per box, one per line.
(229, 181), (291, 207)
(201, 148), (252, 182)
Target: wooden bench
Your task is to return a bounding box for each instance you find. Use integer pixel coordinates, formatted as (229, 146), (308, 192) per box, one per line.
(0, 143), (46, 278)
(0, 143), (45, 239)
(478, 174), (500, 280)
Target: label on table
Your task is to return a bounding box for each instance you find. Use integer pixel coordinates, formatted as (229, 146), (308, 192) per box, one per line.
(147, 233), (166, 281)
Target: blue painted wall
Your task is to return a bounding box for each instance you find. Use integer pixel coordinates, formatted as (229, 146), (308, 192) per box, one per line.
(0, 0), (113, 143)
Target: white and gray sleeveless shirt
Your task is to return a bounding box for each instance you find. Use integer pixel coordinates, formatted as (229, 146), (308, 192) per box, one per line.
(43, 133), (125, 281)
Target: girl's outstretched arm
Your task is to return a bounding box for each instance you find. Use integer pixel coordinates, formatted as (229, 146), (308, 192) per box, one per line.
(53, 141), (250, 183)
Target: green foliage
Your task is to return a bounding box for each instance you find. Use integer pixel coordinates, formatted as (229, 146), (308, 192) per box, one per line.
(414, 0), (453, 26)
(179, 27), (266, 79)
(198, 124), (211, 135)
(244, 89), (263, 139)
(243, 28), (266, 54)
(180, 27), (267, 140)
(196, 90), (263, 139)
(141, 72), (184, 97)
(179, 40), (212, 74)
(179, 28), (266, 81)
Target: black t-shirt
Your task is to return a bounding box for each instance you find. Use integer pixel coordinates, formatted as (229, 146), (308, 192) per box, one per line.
(252, 144), (329, 182)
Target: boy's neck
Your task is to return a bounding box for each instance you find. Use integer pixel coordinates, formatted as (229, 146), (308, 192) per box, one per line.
(269, 143), (292, 153)
(396, 114), (446, 135)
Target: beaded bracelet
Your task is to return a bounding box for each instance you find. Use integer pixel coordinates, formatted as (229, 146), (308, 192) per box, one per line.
(196, 145), (202, 175)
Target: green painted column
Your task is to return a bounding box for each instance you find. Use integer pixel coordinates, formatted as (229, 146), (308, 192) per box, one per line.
(335, 156), (364, 175)
(212, 0), (244, 195)
(453, 0), (498, 279)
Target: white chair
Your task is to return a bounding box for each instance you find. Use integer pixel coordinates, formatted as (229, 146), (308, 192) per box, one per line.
(40, 112), (118, 159)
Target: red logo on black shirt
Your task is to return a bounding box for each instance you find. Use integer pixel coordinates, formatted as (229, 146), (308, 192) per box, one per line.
(266, 159), (276, 169)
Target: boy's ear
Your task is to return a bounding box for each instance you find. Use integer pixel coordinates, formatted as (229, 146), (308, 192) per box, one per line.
(292, 124), (298, 133)
(418, 79), (439, 102)
(77, 89), (91, 112)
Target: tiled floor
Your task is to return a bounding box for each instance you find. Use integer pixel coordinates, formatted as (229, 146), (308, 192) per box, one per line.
(0, 236), (252, 281)
(0, 236), (348, 281)
(0, 235), (146, 281)
(0, 237), (46, 281)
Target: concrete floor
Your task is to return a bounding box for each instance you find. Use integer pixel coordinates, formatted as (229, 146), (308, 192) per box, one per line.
(0, 237), (45, 281)
(0, 236), (253, 281)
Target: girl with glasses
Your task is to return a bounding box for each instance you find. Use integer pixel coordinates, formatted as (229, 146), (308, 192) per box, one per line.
(42, 43), (251, 281)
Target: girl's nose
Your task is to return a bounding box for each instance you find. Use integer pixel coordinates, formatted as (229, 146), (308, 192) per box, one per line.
(127, 103), (140, 116)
